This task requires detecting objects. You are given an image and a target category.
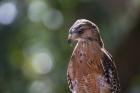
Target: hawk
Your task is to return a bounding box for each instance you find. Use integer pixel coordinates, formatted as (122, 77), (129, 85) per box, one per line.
(67, 19), (120, 93)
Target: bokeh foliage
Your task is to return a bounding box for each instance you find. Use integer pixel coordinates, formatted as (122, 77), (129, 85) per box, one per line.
(0, 0), (140, 93)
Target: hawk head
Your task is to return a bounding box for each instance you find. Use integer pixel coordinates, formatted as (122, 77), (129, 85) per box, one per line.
(68, 19), (103, 46)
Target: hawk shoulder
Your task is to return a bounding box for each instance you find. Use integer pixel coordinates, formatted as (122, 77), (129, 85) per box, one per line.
(101, 48), (120, 93)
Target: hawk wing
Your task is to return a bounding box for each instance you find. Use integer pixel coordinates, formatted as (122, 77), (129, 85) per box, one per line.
(101, 48), (121, 93)
(67, 54), (78, 92)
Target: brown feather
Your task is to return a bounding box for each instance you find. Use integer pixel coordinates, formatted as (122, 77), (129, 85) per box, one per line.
(67, 19), (120, 93)
(67, 40), (113, 93)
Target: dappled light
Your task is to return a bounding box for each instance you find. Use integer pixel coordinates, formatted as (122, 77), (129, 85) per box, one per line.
(42, 9), (63, 30)
(28, 0), (63, 30)
(28, 1), (47, 23)
(31, 52), (53, 75)
(29, 80), (53, 93)
(0, 2), (17, 25)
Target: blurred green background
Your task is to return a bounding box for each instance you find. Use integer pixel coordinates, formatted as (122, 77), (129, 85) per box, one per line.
(0, 0), (140, 93)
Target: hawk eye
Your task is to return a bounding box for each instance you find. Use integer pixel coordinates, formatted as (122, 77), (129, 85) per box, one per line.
(78, 29), (84, 34)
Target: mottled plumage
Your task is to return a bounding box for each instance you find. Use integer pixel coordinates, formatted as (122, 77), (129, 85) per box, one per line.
(67, 19), (120, 93)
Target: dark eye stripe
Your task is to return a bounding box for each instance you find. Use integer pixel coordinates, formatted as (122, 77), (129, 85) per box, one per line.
(78, 29), (84, 34)
(69, 27), (90, 34)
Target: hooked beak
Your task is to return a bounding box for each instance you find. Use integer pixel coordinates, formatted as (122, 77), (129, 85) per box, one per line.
(68, 34), (72, 44)
(67, 34), (77, 46)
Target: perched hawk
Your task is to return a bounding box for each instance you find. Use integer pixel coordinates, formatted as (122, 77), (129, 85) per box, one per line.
(67, 19), (120, 93)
